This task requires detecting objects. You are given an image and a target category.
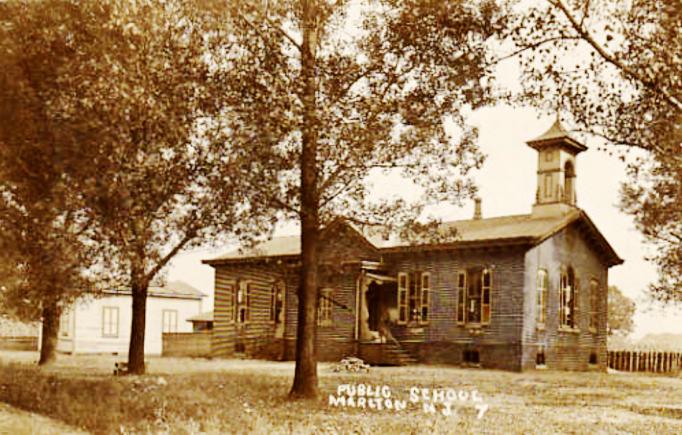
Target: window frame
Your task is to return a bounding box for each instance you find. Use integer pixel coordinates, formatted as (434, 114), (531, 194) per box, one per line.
(456, 271), (466, 325)
(544, 173), (553, 199)
(589, 278), (599, 333)
(536, 269), (548, 329)
(317, 288), (333, 327)
(396, 271), (430, 325)
(270, 282), (284, 323)
(559, 266), (579, 331)
(101, 306), (119, 338)
(162, 309), (179, 334)
(236, 281), (251, 324)
(481, 268), (492, 325)
(419, 272), (431, 325)
(456, 268), (493, 327)
(224, 281), (237, 323)
(466, 268), (483, 324)
(397, 272), (409, 325)
(59, 309), (73, 338)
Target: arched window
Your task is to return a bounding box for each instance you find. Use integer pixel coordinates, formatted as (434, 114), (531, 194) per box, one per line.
(564, 161), (575, 204)
(560, 267), (577, 328)
(536, 270), (548, 327)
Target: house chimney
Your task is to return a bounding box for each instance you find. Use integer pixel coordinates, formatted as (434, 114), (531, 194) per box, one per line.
(473, 197), (482, 220)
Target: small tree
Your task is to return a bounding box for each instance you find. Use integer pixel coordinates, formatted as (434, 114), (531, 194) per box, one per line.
(221, 0), (506, 398)
(607, 286), (635, 337)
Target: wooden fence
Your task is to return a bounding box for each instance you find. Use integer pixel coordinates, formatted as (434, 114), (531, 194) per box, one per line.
(608, 350), (682, 374)
(0, 336), (38, 351)
(162, 331), (211, 358)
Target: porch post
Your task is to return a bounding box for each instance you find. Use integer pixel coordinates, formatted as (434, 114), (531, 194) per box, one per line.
(359, 277), (374, 342)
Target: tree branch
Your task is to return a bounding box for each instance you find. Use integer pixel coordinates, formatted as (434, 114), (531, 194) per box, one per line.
(549, 0), (682, 111)
(488, 36), (581, 67)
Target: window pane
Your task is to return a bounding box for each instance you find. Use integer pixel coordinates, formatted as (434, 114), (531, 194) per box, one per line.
(467, 268), (482, 323)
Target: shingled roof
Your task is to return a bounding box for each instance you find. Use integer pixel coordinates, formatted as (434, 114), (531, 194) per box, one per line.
(203, 208), (623, 267)
(526, 116), (588, 153)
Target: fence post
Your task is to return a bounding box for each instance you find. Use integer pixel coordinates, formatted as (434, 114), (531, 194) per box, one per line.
(647, 351), (654, 372)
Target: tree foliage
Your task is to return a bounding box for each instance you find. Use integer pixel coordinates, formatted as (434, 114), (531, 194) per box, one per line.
(1, 0), (273, 371)
(50, 0), (274, 374)
(607, 285), (635, 337)
(509, 0), (681, 303)
(221, 0), (506, 397)
(0, 0), (99, 364)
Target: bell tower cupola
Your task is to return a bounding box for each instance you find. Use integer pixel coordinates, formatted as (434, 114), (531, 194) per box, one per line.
(527, 115), (587, 217)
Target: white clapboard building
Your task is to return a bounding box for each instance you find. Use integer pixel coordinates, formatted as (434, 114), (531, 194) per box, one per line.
(57, 281), (205, 355)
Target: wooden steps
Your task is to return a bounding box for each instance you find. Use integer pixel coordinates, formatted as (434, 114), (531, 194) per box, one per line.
(358, 342), (417, 366)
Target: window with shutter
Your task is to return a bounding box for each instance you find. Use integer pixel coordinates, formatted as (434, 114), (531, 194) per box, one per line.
(456, 272), (466, 324)
(466, 268), (482, 323)
(482, 269), (492, 324)
(420, 272), (430, 324)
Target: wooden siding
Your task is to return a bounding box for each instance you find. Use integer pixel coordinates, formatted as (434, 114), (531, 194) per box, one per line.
(522, 223), (609, 371)
(213, 263), (292, 358)
(212, 260), (361, 360)
(210, 220), (613, 371)
(162, 331), (211, 357)
(382, 247), (527, 370)
(0, 336), (38, 351)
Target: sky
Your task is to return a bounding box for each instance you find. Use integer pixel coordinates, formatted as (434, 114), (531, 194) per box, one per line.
(168, 102), (681, 339)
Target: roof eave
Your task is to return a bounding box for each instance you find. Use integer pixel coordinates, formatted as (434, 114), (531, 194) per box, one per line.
(526, 136), (588, 153)
(378, 236), (536, 254)
(575, 211), (624, 268)
(202, 254), (300, 266)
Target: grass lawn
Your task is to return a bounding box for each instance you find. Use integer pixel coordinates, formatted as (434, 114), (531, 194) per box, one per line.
(0, 351), (681, 434)
(0, 402), (87, 435)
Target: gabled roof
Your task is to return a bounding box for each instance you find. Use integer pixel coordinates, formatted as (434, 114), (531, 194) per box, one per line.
(365, 212), (578, 249)
(203, 209), (623, 267)
(526, 116), (588, 153)
(204, 219), (379, 265)
(105, 280), (206, 300)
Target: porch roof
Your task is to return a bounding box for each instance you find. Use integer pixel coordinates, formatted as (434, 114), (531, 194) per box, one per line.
(187, 311), (214, 323)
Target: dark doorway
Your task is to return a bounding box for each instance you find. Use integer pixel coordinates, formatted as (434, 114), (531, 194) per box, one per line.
(463, 349), (480, 364)
(366, 282), (398, 333)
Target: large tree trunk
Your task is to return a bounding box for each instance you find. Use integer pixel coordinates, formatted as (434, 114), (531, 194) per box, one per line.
(38, 299), (59, 366)
(289, 0), (320, 400)
(127, 275), (148, 374)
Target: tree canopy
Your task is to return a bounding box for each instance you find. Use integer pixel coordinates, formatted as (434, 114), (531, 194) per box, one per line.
(0, 0), (275, 371)
(220, 0), (506, 397)
(509, 0), (681, 303)
(607, 285), (636, 337)
(0, 0), (100, 363)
